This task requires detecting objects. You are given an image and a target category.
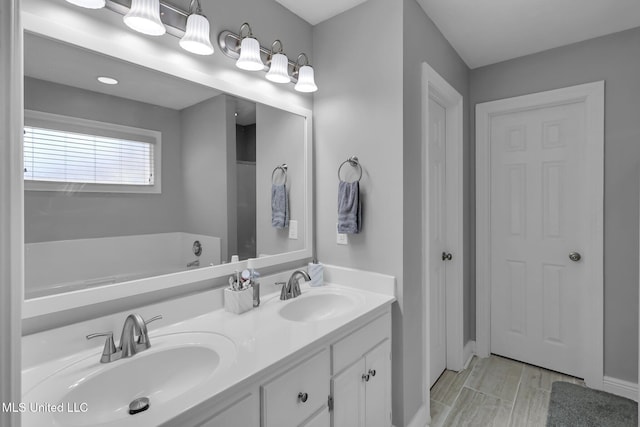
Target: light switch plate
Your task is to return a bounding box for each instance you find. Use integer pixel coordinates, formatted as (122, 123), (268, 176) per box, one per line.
(336, 224), (348, 245)
(288, 220), (298, 239)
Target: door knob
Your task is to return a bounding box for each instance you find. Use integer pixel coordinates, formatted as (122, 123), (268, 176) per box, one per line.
(442, 252), (452, 261)
(568, 252), (582, 262)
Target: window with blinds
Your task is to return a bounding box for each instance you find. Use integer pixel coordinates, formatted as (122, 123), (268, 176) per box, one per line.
(24, 110), (161, 193)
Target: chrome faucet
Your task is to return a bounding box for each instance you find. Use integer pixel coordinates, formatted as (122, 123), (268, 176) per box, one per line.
(187, 259), (200, 268)
(280, 270), (310, 300)
(86, 313), (162, 363)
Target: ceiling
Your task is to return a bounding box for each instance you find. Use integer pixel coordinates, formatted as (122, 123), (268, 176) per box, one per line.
(24, 33), (221, 111)
(24, 33), (257, 123)
(274, 0), (368, 26)
(274, 0), (640, 69)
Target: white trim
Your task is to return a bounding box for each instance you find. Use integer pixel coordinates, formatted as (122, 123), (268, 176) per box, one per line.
(422, 62), (464, 423)
(463, 340), (476, 369)
(406, 403), (429, 427)
(603, 377), (639, 402)
(24, 109), (162, 194)
(0, 0), (23, 425)
(475, 81), (605, 389)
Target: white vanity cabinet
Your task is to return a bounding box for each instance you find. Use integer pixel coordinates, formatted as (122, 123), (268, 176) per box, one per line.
(165, 387), (260, 427)
(162, 308), (392, 427)
(262, 349), (330, 427)
(331, 313), (392, 427)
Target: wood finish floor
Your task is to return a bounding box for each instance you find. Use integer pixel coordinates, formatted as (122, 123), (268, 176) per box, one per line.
(430, 355), (584, 427)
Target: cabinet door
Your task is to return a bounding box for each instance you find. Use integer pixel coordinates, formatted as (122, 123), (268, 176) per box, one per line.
(331, 358), (366, 427)
(302, 407), (330, 427)
(262, 350), (330, 427)
(197, 392), (259, 427)
(364, 339), (391, 427)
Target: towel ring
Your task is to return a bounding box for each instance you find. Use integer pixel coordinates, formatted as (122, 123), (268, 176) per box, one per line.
(337, 156), (362, 182)
(272, 164), (288, 185)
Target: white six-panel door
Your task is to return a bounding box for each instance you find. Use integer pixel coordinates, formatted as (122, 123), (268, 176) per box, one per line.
(489, 101), (588, 377)
(429, 97), (448, 386)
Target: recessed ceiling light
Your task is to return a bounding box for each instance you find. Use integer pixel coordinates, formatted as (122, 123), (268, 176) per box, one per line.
(235, 112), (238, 117)
(97, 76), (118, 85)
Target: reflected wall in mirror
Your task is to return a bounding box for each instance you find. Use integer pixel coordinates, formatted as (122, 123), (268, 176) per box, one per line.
(24, 33), (306, 299)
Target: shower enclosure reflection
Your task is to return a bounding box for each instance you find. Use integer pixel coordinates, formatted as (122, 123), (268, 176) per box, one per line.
(24, 33), (306, 298)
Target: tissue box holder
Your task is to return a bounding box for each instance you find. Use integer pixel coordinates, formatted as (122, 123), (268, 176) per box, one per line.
(224, 288), (253, 314)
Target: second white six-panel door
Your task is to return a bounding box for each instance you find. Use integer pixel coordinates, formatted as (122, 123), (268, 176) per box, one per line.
(489, 100), (588, 378)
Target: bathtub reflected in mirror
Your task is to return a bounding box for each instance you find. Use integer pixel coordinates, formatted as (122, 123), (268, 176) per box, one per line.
(24, 33), (306, 299)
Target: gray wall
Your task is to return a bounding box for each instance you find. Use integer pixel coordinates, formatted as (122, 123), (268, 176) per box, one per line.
(256, 104), (306, 255)
(24, 77), (183, 243)
(402, 0), (471, 418)
(313, 0), (406, 423)
(237, 124), (256, 162)
(470, 27), (640, 383)
(181, 94), (236, 262)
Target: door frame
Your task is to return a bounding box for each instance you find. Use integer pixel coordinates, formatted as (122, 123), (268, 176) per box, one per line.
(475, 81), (605, 389)
(422, 61), (465, 403)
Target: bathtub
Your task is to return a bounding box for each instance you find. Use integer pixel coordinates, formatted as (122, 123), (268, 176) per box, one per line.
(25, 232), (221, 299)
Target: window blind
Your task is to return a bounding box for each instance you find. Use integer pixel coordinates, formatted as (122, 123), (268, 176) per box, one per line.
(24, 126), (154, 186)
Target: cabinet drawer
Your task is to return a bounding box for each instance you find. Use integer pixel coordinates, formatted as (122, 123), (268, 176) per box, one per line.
(262, 349), (330, 427)
(332, 312), (391, 374)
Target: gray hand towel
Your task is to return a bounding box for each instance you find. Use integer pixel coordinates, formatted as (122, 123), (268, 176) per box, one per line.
(337, 180), (361, 234)
(271, 184), (289, 229)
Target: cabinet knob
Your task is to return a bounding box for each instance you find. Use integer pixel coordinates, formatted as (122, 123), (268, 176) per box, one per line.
(368, 369), (376, 377)
(298, 392), (308, 403)
(362, 373), (370, 382)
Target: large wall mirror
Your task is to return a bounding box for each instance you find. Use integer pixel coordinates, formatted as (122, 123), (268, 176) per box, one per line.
(23, 31), (312, 318)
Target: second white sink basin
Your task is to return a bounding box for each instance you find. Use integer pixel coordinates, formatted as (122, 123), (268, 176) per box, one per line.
(278, 290), (365, 322)
(23, 332), (236, 427)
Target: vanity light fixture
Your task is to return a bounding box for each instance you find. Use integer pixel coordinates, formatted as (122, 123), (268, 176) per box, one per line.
(265, 40), (290, 84)
(97, 76), (119, 85)
(123, 0), (166, 36)
(179, 0), (214, 55)
(293, 53), (318, 93)
(218, 25), (319, 92)
(235, 23), (265, 71)
(65, 0), (106, 9)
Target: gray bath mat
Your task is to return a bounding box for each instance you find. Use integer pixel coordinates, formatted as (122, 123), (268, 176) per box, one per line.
(547, 381), (637, 427)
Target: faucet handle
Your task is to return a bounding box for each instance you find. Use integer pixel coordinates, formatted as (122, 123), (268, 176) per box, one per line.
(144, 315), (163, 325)
(86, 332), (117, 363)
(137, 315), (162, 346)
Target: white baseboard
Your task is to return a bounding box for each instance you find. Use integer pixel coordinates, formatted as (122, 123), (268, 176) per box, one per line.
(463, 340), (476, 369)
(602, 376), (638, 402)
(407, 403), (429, 427)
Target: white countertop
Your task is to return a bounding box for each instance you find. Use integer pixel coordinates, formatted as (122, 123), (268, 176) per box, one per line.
(21, 273), (395, 427)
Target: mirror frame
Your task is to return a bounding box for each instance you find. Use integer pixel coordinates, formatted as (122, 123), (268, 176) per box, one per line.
(21, 5), (313, 320)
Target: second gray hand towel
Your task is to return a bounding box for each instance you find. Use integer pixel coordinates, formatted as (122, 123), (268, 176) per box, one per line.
(337, 180), (361, 234)
(271, 183), (288, 228)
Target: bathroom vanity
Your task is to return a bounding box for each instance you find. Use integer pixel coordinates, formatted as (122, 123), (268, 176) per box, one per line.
(21, 267), (395, 427)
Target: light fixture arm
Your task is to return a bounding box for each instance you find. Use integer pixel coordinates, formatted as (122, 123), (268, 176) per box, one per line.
(239, 22), (254, 39)
(270, 40), (284, 56)
(187, 0), (203, 15)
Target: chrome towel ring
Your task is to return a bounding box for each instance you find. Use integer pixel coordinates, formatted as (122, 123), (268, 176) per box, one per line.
(337, 156), (362, 182)
(272, 164), (288, 185)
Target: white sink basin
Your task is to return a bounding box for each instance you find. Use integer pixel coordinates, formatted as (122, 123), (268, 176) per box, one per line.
(278, 290), (364, 322)
(23, 332), (236, 427)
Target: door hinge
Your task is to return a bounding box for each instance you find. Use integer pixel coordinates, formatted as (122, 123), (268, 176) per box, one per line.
(328, 395), (334, 412)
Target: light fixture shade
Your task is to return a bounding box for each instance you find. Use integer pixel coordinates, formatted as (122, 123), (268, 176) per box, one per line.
(65, 0), (105, 9)
(236, 37), (264, 71)
(295, 65), (318, 93)
(266, 53), (290, 83)
(123, 0), (166, 36)
(180, 14), (214, 55)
